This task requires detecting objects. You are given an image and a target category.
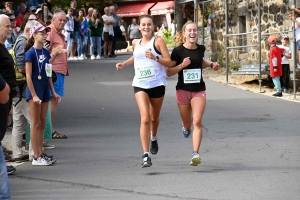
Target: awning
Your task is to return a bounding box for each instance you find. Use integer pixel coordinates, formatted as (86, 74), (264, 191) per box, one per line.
(116, 2), (155, 17)
(150, 1), (174, 15)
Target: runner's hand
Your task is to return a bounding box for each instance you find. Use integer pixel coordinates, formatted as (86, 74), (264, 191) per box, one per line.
(116, 63), (125, 71)
(145, 49), (154, 59)
(33, 95), (41, 105)
(212, 62), (220, 71)
(181, 57), (191, 68)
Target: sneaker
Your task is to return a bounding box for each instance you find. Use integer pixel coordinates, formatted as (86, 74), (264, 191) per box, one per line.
(78, 55), (84, 60)
(42, 154), (56, 164)
(96, 55), (101, 60)
(84, 55), (88, 59)
(142, 153), (152, 168)
(32, 156), (51, 166)
(272, 92), (282, 97)
(150, 140), (159, 155)
(182, 127), (191, 138)
(91, 55), (95, 60)
(190, 152), (201, 166)
(43, 142), (55, 149)
(14, 154), (29, 163)
(283, 88), (288, 93)
(72, 57), (78, 61)
(7, 165), (16, 175)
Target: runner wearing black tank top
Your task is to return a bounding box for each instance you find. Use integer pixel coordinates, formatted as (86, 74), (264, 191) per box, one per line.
(167, 22), (220, 166)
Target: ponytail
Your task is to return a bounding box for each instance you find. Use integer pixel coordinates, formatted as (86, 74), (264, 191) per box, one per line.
(24, 37), (34, 52)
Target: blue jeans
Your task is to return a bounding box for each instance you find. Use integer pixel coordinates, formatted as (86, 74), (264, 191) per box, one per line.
(0, 144), (11, 200)
(90, 36), (101, 56)
(272, 76), (281, 93)
(77, 34), (87, 56)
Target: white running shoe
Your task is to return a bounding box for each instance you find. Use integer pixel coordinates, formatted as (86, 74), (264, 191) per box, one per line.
(84, 55), (88, 59)
(32, 156), (51, 166)
(96, 55), (101, 60)
(78, 55), (84, 60)
(91, 55), (95, 60)
(190, 153), (201, 166)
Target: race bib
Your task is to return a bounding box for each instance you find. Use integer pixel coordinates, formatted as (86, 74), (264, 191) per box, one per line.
(183, 69), (201, 83)
(45, 63), (52, 77)
(136, 65), (156, 80)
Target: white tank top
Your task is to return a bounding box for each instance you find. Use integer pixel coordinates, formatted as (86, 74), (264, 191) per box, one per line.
(132, 37), (167, 89)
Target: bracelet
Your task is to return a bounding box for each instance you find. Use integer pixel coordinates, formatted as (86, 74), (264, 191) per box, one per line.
(180, 64), (184, 69)
(210, 62), (213, 68)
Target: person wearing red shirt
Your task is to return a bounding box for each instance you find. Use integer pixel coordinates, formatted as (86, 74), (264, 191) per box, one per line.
(268, 36), (285, 97)
(14, 10), (22, 28)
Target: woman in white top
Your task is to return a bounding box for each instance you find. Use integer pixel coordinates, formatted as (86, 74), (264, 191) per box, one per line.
(116, 15), (172, 168)
(63, 8), (74, 58)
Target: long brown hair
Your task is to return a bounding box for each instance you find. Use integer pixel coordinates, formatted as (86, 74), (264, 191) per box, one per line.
(24, 37), (34, 52)
(175, 21), (196, 46)
(138, 15), (155, 36)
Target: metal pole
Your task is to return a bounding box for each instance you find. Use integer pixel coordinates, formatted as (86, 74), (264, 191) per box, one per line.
(293, 0), (297, 99)
(226, 32), (258, 37)
(202, 2), (205, 45)
(258, 0), (262, 92)
(225, 0), (229, 83)
(194, 0), (198, 27)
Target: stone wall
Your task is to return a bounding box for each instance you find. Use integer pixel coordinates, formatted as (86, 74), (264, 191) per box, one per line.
(211, 0), (291, 65)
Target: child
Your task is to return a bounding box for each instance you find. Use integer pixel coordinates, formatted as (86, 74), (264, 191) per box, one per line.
(24, 25), (62, 166)
(268, 36), (285, 97)
(278, 35), (292, 93)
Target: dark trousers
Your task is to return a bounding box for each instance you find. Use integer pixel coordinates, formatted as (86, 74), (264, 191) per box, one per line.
(0, 102), (9, 142)
(280, 64), (290, 89)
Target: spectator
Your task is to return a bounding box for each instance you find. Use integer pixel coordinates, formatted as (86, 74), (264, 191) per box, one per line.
(127, 18), (139, 46)
(11, 20), (42, 163)
(0, 14), (17, 177)
(171, 19), (176, 36)
(15, 10), (23, 28)
(17, 3), (26, 19)
(46, 0), (53, 13)
(47, 11), (68, 139)
(30, 6), (36, 15)
(89, 8), (103, 60)
(291, 5), (300, 68)
(0, 75), (11, 199)
(278, 35), (292, 93)
(5, 13), (18, 50)
(110, 5), (119, 57)
(69, 0), (80, 61)
(20, 13), (37, 33)
(64, 8), (74, 58)
(102, 7), (115, 58)
(35, 8), (46, 26)
(77, 9), (88, 60)
(4, 2), (13, 14)
(120, 21), (126, 41)
(86, 7), (93, 20)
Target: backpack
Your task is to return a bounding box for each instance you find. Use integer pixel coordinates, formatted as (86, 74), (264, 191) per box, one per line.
(8, 37), (27, 106)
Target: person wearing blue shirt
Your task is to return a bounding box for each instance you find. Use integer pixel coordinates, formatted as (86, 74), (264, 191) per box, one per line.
(77, 9), (88, 60)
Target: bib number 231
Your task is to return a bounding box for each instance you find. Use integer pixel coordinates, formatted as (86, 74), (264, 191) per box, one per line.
(183, 69), (201, 83)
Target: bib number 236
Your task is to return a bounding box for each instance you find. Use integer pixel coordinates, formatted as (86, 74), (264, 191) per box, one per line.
(183, 69), (201, 83)
(136, 66), (156, 80)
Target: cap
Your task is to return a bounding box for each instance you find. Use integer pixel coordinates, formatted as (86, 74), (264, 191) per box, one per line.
(268, 36), (277, 44)
(35, 8), (42, 14)
(30, 6), (36, 11)
(282, 35), (289, 40)
(14, 10), (20, 16)
(30, 25), (51, 38)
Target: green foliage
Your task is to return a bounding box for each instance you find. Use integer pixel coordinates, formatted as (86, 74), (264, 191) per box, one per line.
(51, 0), (105, 11)
(162, 29), (175, 48)
(228, 61), (241, 71)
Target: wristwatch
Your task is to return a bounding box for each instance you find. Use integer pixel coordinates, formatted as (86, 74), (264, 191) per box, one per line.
(155, 56), (159, 61)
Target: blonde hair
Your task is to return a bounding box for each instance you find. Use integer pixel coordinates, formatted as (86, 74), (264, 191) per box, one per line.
(175, 21), (196, 46)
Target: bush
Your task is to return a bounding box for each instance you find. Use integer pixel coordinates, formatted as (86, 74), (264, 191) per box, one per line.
(228, 61), (241, 71)
(162, 29), (175, 48)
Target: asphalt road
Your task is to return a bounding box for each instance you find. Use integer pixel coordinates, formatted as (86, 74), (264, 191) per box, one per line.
(9, 53), (300, 200)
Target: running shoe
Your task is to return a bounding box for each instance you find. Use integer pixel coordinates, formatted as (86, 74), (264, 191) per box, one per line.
(182, 127), (191, 138)
(32, 156), (51, 166)
(190, 152), (201, 166)
(142, 153), (152, 168)
(42, 154), (56, 164)
(96, 55), (101, 60)
(91, 55), (95, 60)
(7, 165), (16, 175)
(150, 140), (159, 155)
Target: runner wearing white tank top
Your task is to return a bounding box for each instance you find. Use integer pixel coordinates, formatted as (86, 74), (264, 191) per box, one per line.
(116, 15), (173, 168)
